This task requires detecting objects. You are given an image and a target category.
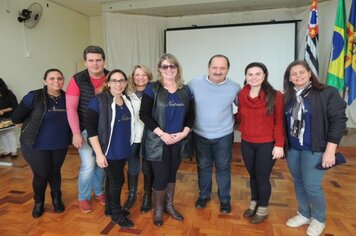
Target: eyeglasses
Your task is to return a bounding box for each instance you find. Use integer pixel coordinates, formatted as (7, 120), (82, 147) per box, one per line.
(160, 64), (177, 70)
(109, 79), (127, 85)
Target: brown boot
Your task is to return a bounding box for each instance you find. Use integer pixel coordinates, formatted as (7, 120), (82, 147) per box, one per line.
(164, 182), (184, 221)
(153, 189), (166, 227)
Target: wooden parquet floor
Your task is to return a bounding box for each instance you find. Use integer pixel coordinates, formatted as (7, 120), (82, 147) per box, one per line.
(1, 144), (356, 236)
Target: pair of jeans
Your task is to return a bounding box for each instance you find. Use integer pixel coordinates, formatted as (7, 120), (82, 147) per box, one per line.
(287, 148), (326, 223)
(127, 143), (152, 176)
(77, 130), (105, 201)
(241, 140), (276, 207)
(193, 132), (233, 202)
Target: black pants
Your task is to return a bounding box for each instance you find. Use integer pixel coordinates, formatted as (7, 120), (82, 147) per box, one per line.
(105, 159), (126, 217)
(21, 144), (68, 202)
(151, 143), (181, 190)
(241, 140), (276, 207)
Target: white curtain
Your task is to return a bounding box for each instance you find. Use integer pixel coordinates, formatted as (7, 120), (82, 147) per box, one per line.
(103, 0), (356, 128)
(103, 13), (166, 77)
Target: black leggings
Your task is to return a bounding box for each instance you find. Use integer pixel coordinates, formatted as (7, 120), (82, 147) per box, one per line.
(241, 140), (276, 207)
(21, 144), (67, 202)
(105, 159), (126, 216)
(151, 143), (181, 191)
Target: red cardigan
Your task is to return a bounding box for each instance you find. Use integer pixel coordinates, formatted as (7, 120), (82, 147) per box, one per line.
(236, 85), (284, 147)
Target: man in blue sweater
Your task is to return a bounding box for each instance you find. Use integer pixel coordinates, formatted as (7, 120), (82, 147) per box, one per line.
(188, 54), (241, 214)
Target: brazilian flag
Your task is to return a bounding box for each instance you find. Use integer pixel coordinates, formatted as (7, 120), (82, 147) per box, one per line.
(345, 0), (356, 105)
(327, 0), (346, 91)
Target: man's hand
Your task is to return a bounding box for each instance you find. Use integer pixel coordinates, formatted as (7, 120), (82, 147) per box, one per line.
(72, 133), (84, 149)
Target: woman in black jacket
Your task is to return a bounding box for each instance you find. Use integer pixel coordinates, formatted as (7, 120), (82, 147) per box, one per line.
(283, 60), (347, 236)
(12, 69), (70, 218)
(140, 53), (195, 227)
(85, 69), (135, 228)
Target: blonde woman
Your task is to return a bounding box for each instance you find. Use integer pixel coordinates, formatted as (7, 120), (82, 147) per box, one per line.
(123, 65), (154, 213)
(140, 54), (195, 226)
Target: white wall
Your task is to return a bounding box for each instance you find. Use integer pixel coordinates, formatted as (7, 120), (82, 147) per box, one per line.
(89, 16), (104, 48)
(0, 0), (90, 99)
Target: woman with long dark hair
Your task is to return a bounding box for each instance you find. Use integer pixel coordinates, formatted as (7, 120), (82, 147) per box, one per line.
(283, 60), (347, 236)
(236, 62), (284, 224)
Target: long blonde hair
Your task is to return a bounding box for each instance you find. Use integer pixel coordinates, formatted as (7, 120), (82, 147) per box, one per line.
(126, 65), (153, 94)
(156, 53), (184, 89)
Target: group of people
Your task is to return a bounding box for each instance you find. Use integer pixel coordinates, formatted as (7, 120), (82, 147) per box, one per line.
(8, 45), (347, 236)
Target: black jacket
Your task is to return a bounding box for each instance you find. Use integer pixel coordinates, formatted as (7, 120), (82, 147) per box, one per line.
(11, 87), (68, 148)
(140, 82), (195, 161)
(285, 86), (347, 152)
(73, 69), (109, 131)
(85, 90), (135, 156)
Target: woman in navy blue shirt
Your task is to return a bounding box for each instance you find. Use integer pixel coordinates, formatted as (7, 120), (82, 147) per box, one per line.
(283, 60), (347, 236)
(85, 69), (135, 228)
(140, 53), (195, 227)
(12, 69), (70, 218)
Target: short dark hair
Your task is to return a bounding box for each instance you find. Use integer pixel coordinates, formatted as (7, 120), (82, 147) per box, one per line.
(43, 68), (64, 80)
(208, 54), (230, 69)
(83, 45), (105, 61)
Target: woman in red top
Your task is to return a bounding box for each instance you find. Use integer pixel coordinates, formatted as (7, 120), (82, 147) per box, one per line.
(236, 62), (284, 224)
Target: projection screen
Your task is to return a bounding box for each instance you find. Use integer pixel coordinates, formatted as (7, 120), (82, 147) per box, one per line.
(165, 21), (298, 91)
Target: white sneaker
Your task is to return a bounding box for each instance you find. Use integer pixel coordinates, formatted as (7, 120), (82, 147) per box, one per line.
(286, 212), (311, 227)
(306, 219), (325, 236)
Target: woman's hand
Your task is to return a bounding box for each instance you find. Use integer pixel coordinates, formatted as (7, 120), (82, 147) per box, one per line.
(322, 151), (336, 168)
(96, 153), (108, 168)
(322, 142), (337, 168)
(160, 132), (176, 145)
(171, 127), (190, 144)
(272, 146), (284, 159)
(171, 131), (186, 144)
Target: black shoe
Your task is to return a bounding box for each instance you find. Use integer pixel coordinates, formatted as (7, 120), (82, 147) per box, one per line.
(220, 201), (231, 214)
(141, 194), (152, 213)
(112, 216), (134, 228)
(105, 204), (111, 216)
(243, 208), (256, 218)
(32, 202), (44, 218)
(122, 209), (130, 216)
(106, 208), (130, 216)
(51, 193), (65, 213)
(195, 197), (210, 209)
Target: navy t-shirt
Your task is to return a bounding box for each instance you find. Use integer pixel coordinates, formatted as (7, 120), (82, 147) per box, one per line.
(87, 96), (131, 160)
(285, 99), (312, 150)
(22, 92), (70, 150)
(144, 83), (192, 133)
(106, 104), (131, 160)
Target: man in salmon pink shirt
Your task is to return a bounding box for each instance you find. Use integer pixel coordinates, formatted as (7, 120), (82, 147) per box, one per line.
(66, 45), (109, 213)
